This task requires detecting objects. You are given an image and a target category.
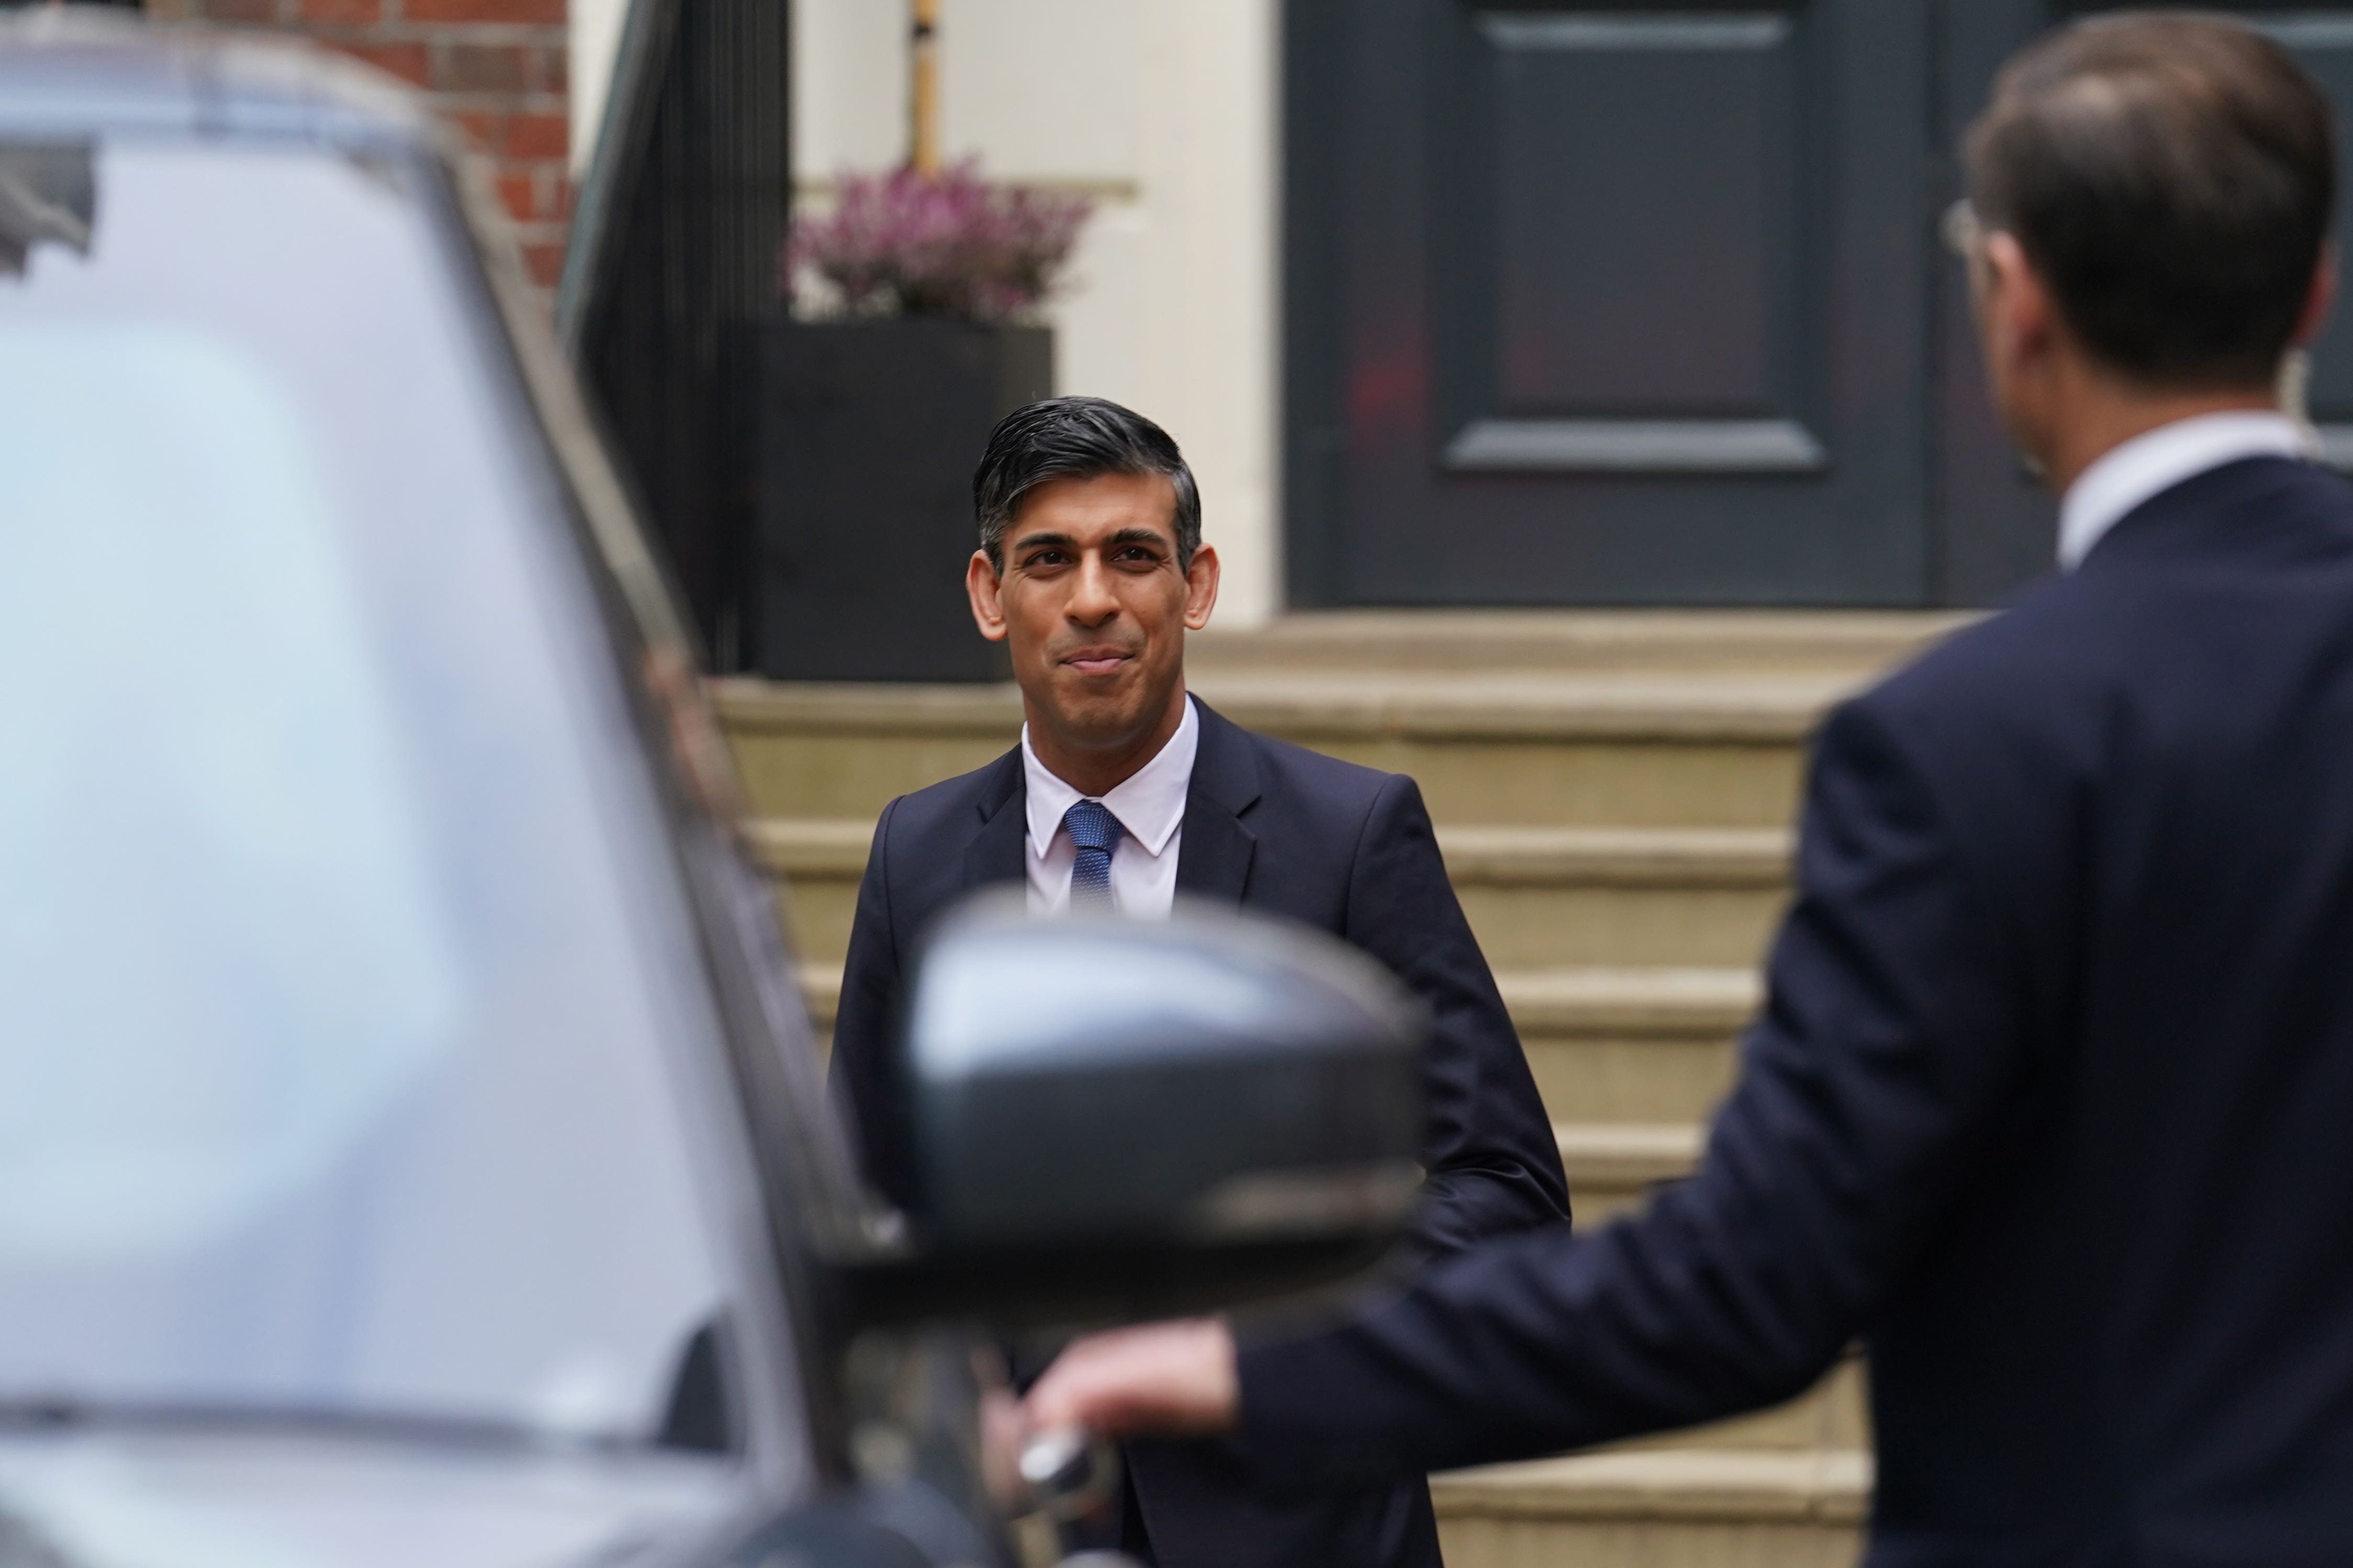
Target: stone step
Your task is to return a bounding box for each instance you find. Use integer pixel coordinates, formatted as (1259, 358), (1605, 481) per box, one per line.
(1189, 607), (1969, 676)
(1504, 967), (1753, 1125)
(1431, 1447), (1869, 1568)
(717, 615), (1924, 1559)
(1444, 824), (1788, 970)
(1558, 1121), (1704, 1225)
(751, 816), (1792, 971)
(713, 673), (1847, 828)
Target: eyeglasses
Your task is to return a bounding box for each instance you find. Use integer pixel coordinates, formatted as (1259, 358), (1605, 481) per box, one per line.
(1942, 198), (1986, 262)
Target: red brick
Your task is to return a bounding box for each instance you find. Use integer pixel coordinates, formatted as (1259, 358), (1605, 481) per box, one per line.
(297, 0), (380, 22)
(166, 0), (573, 256)
(403, 0), (565, 24)
(521, 241), (566, 289)
(492, 163), (570, 220)
(341, 40), (431, 87)
(437, 41), (529, 92)
(447, 109), (502, 152)
(494, 172), (536, 221)
(502, 110), (566, 160)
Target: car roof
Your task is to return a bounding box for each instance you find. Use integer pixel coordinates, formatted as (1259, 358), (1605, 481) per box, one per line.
(0, 5), (438, 152)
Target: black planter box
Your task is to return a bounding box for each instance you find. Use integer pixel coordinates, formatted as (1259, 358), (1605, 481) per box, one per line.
(755, 319), (1052, 682)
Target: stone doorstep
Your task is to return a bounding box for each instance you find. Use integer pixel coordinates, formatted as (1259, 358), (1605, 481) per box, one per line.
(745, 818), (1794, 890)
(710, 671), (1855, 745)
(1186, 608), (1975, 678)
(1437, 824), (1788, 886)
(1496, 966), (1760, 1037)
(1558, 1122), (1705, 1190)
(746, 817), (876, 878)
(1431, 1447), (1871, 1525)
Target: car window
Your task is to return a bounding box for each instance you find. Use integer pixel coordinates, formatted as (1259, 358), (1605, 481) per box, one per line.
(0, 138), (763, 1453)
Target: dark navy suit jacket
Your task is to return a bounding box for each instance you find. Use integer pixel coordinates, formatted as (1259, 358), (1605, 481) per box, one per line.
(830, 696), (1572, 1568)
(1234, 457), (2353, 1566)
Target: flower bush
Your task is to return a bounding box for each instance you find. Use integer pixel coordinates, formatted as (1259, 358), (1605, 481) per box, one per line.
(784, 159), (1093, 323)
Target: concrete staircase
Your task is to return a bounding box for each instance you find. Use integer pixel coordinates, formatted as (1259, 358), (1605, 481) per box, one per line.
(714, 609), (1968, 1568)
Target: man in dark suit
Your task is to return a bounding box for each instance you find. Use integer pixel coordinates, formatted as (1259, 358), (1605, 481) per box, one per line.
(828, 394), (1570, 1566)
(1030, 16), (2353, 1563)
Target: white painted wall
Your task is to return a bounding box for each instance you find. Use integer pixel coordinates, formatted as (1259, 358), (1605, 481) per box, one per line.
(791, 0), (1283, 625)
(569, 0), (627, 174)
(567, 0), (1283, 623)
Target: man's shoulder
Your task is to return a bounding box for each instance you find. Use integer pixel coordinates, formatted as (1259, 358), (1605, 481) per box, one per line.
(1834, 574), (2123, 787)
(1862, 456), (2353, 737)
(1207, 705), (1406, 815)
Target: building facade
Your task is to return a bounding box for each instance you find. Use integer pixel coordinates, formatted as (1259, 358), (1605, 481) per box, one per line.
(782, 2), (2353, 625)
(126, 1), (2353, 624)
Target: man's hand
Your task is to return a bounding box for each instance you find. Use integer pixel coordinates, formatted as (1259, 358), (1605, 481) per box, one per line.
(1023, 1317), (1241, 1440)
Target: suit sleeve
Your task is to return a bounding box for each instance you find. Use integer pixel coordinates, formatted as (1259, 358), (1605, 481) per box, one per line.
(828, 795), (913, 1210)
(1240, 700), (2033, 1482)
(1343, 774), (1573, 1255)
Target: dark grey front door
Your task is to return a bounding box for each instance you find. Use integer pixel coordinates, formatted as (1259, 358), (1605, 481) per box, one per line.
(1286, 2), (2353, 609)
(1286, 1), (1936, 607)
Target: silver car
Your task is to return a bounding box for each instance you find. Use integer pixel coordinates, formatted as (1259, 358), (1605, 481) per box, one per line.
(0, 13), (1421, 1568)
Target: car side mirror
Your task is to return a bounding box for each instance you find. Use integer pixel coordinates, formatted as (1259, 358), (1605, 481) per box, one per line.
(842, 893), (1425, 1329)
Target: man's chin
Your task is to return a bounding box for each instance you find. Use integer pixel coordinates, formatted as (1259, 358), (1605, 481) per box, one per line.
(1041, 680), (1155, 740)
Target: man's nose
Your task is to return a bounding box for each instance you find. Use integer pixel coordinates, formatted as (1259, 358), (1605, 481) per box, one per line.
(1068, 554), (1121, 625)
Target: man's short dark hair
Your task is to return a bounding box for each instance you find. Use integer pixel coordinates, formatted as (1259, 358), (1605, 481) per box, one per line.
(1966, 11), (2335, 389)
(973, 396), (1202, 571)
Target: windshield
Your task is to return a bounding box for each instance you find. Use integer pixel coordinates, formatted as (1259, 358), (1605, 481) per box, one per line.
(0, 138), (748, 1450)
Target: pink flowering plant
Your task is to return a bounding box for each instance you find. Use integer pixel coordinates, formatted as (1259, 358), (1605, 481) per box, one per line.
(785, 159), (1093, 323)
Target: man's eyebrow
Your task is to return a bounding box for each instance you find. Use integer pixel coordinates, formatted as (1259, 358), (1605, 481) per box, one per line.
(1009, 527), (1173, 554)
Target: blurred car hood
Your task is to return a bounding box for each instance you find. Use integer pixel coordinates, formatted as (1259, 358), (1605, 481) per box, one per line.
(0, 1428), (747, 1568)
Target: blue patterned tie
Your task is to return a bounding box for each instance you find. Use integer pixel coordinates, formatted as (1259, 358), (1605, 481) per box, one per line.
(1063, 799), (1125, 914)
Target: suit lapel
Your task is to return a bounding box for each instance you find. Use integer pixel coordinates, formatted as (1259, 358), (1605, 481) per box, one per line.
(961, 747), (1028, 892)
(1175, 698), (1261, 905)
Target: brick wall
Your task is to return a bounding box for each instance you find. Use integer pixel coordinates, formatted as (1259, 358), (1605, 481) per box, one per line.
(149, 0), (572, 288)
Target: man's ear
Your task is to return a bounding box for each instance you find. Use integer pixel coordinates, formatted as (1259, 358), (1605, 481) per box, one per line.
(2295, 243), (2338, 346)
(1181, 543), (1221, 633)
(1982, 231), (2058, 373)
(967, 550), (1009, 643)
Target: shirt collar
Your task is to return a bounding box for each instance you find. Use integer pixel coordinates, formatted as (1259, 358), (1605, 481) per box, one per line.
(2058, 410), (2311, 571)
(1023, 693), (1198, 860)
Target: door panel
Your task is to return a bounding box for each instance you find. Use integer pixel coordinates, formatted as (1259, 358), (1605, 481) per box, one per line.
(1287, 0), (1935, 607)
(1454, 13), (1810, 464)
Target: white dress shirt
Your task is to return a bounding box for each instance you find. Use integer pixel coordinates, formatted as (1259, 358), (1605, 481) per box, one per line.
(1022, 693), (1199, 918)
(2058, 410), (2311, 571)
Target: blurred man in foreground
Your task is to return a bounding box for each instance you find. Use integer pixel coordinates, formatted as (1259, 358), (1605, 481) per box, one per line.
(1031, 16), (2353, 1562)
(829, 396), (1569, 1566)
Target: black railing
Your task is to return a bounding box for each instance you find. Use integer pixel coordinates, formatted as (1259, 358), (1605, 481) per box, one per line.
(559, 0), (789, 671)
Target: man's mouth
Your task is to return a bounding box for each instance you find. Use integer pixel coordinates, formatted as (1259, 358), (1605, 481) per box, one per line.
(1060, 648), (1134, 678)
